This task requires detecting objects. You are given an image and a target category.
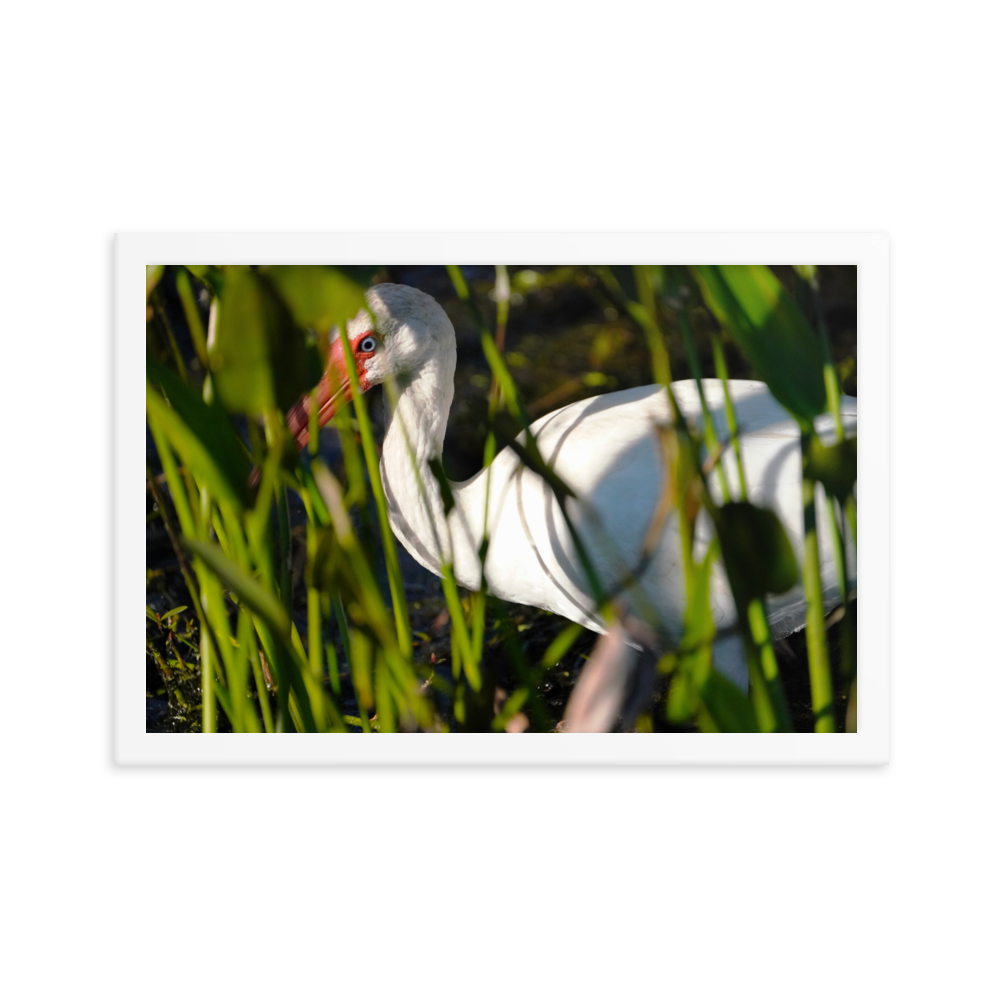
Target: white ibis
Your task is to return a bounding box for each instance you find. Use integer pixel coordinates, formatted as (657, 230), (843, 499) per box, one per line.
(288, 283), (856, 730)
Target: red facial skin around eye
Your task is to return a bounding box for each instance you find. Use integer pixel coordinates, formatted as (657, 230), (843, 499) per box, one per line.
(353, 331), (377, 391)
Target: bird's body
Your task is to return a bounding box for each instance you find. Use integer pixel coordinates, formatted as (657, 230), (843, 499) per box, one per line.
(296, 282), (856, 718)
(383, 367), (854, 686)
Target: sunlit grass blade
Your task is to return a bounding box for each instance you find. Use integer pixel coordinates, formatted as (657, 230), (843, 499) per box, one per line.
(227, 611), (260, 733)
(633, 266), (673, 388)
(664, 543), (716, 725)
(374, 652), (399, 733)
(541, 622), (584, 670)
(251, 615), (317, 733)
(709, 333), (749, 500)
(183, 536), (291, 636)
(801, 451), (835, 732)
(182, 527), (316, 731)
(145, 429), (232, 709)
(245, 616), (274, 733)
(350, 629), (375, 731)
(175, 268), (209, 368)
(200, 612), (215, 732)
(311, 461), (430, 727)
(335, 321), (412, 650)
(745, 598), (791, 732)
(443, 569), (481, 692)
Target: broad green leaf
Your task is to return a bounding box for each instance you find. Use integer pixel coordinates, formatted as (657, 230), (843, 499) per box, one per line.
(804, 436), (857, 501)
(715, 501), (799, 602)
(146, 357), (251, 509)
(261, 265), (374, 335)
(701, 670), (760, 732)
(184, 265), (224, 295)
(183, 536), (291, 638)
(209, 266), (324, 414)
(691, 265), (826, 424)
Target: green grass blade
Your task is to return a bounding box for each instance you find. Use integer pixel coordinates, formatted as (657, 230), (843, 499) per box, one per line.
(183, 536), (291, 637)
(441, 568), (481, 692)
(175, 268), (209, 368)
(801, 451), (835, 732)
(709, 333), (749, 500)
(746, 598), (792, 732)
(541, 622), (585, 670)
(146, 363), (251, 509)
(677, 310), (730, 502)
(200, 622), (216, 733)
(245, 617), (274, 733)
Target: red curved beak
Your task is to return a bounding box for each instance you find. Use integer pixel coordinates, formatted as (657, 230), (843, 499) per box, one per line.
(249, 335), (361, 490)
(286, 334), (352, 450)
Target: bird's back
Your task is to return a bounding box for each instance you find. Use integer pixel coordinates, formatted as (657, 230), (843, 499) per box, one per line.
(459, 380), (855, 649)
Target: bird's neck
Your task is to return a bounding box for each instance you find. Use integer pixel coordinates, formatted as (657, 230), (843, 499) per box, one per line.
(383, 357), (454, 468)
(380, 344), (477, 579)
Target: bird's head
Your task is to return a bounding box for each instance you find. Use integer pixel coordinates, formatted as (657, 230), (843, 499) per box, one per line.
(286, 282), (455, 449)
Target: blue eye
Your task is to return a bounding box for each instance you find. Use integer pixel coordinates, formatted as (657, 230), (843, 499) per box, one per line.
(359, 336), (377, 353)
